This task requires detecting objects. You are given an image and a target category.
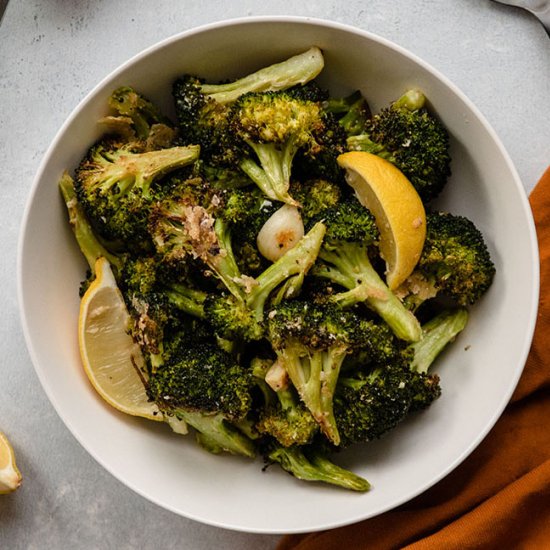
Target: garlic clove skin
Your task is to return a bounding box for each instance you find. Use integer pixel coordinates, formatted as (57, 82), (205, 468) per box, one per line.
(257, 204), (305, 262)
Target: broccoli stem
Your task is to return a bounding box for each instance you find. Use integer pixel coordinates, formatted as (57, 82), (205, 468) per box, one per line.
(246, 221), (326, 320)
(280, 343), (346, 446)
(267, 444), (370, 492)
(178, 410), (256, 458)
(315, 243), (422, 342)
(199, 46), (324, 104)
(393, 89), (426, 111)
(408, 308), (469, 373)
(210, 217), (247, 299)
(58, 172), (122, 275)
(164, 283), (207, 319)
(118, 145), (200, 199)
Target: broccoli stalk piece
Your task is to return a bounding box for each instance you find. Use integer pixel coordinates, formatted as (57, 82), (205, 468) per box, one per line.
(334, 307), (468, 447)
(252, 358), (318, 447)
(230, 90), (329, 205)
(178, 46), (324, 106)
(347, 89), (451, 202)
(176, 410), (256, 458)
(325, 90), (372, 137)
(58, 171), (123, 277)
(74, 140), (200, 245)
(311, 198), (422, 342)
(204, 221), (326, 341)
(408, 307), (469, 375)
(266, 443), (370, 492)
(397, 211), (496, 310)
(148, 340), (256, 457)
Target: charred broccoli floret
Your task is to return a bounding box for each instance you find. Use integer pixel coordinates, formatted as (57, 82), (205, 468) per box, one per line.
(311, 197), (422, 342)
(251, 358), (318, 447)
(334, 307), (468, 447)
(74, 138), (200, 247)
(348, 89), (451, 202)
(203, 221), (326, 341)
(229, 88), (333, 205)
(148, 339), (255, 457)
(397, 211), (496, 310)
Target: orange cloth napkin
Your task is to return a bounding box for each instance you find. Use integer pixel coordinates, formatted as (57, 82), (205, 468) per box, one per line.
(278, 167), (550, 550)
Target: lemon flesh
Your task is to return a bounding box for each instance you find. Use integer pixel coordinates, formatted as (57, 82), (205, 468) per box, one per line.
(0, 432), (22, 494)
(78, 257), (162, 421)
(337, 151), (426, 290)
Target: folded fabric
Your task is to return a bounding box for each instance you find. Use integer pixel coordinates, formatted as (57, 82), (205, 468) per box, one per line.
(278, 167), (550, 550)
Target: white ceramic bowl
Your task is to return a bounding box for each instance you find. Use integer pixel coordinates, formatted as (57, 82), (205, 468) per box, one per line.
(18, 17), (539, 534)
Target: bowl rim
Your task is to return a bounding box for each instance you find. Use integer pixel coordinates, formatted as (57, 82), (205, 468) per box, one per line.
(16, 15), (540, 534)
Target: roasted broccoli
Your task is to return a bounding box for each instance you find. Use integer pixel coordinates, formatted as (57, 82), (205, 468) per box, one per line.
(203, 221), (326, 341)
(397, 211), (496, 310)
(265, 441), (370, 492)
(347, 89), (451, 202)
(148, 337), (256, 457)
(334, 307), (468, 447)
(74, 138), (200, 248)
(103, 86), (176, 148)
(267, 300), (395, 445)
(252, 357), (318, 447)
(326, 89), (372, 137)
(311, 197), (422, 342)
(229, 88), (335, 205)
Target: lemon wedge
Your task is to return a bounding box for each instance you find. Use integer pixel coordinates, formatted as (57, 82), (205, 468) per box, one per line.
(337, 151), (426, 290)
(78, 257), (162, 421)
(0, 431), (22, 494)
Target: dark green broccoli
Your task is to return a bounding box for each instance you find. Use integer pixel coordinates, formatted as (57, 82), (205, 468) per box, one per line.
(74, 138), (200, 247)
(397, 211), (496, 310)
(203, 221), (327, 342)
(148, 339), (256, 457)
(310, 197), (422, 342)
(325, 89), (372, 137)
(251, 358), (318, 447)
(347, 89), (451, 202)
(103, 86), (176, 148)
(265, 441), (370, 492)
(267, 300), (395, 445)
(290, 178), (343, 226)
(334, 307), (468, 447)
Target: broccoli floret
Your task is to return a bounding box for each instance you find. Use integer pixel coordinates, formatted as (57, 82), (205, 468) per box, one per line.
(104, 86), (176, 148)
(265, 441), (370, 492)
(251, 358), (318, 447)
(74, 138), (200, 247)
(58, 171), (123, 280)
(325, 90), (372, 137)
(203, 221), (327, 341)
(267, 300), (389, 446)
(172, 47), (325, 172)
(148, 339), (256, 457)
(311, 197), (422, 342)
(334, 307), (467, 447)
(347, 89), (451, 202)
(149, 189), (244, 299)
(290, 178), (343, 226)
(229, 88), (333, 205)
(397, 211), (496, 309)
